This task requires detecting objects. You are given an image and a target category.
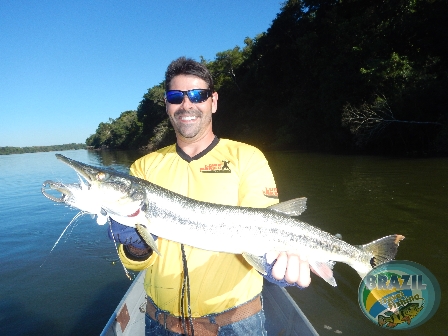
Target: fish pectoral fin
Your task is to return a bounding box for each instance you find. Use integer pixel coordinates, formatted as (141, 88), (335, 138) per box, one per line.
(135, 223), (161, 256)
(267, 197), (307, 216)
(242, 253), (266, 275)
(309, 260), (337, 287)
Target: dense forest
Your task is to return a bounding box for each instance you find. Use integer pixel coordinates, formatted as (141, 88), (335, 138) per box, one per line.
(0, 143), (86, 155)
(86, 0), (448, 155)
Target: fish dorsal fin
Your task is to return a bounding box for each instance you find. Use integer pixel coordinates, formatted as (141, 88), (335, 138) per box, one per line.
(268, 197), (307, 216)
(242, 252), (266, 275)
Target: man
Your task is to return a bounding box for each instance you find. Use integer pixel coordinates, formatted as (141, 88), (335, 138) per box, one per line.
(109, 57), (311, 335)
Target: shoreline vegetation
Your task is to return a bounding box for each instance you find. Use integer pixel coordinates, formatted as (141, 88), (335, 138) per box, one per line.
(0, 143), (87, 155)
(84, 0), (448, 156)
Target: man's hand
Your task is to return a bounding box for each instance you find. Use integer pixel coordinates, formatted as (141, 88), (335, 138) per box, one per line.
(108, 218), (157, 260)
(108, 217), (148, 249)
(265, 251), (312, 288)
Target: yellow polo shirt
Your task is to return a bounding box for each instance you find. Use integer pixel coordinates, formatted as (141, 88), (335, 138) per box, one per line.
(118, 138), (278, 317)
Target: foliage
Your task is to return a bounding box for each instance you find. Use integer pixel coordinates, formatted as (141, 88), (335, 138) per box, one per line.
(142, 119), (176, 152)
(136, 83), (168, 146)
(0, 143), (86, 155)
(86, 110), (143, 149)
(86, 0), (448, 155)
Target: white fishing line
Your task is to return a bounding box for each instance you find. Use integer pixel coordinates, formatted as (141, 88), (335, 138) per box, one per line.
(39, 211), (86, 268)
(108, 217), (134, 280)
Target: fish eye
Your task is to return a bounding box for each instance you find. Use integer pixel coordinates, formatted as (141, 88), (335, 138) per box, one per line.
(96, 172), (107, 181)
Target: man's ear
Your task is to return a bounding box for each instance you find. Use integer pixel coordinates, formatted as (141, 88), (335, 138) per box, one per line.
(212, 91), (218, 113)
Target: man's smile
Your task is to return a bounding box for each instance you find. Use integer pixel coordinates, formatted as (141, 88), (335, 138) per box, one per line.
(174, 110), (202, 124)
(180, 115), (198, 121)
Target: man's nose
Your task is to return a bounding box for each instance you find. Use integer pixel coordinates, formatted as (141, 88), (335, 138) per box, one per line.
(180, 93), (194, 108)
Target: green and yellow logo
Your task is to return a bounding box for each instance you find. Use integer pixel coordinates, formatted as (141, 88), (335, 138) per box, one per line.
(358, 260), (440, 330)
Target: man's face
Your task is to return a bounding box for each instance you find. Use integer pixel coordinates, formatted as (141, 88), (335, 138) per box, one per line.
(165, 75), (218, 142)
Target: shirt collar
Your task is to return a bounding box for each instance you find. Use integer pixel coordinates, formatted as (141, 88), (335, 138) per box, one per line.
(176, 136), (220, 163)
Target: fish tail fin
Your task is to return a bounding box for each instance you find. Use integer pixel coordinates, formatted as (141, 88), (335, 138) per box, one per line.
(357, 234), (405, 278)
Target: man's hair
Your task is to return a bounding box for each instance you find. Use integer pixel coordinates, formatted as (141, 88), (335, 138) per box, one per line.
(165, 57), (214, 92)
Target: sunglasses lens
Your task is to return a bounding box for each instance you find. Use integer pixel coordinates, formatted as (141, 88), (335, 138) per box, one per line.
(165, 90), (211, 104)
(187, 89), (211, 103)
(165, 91), (185, 104)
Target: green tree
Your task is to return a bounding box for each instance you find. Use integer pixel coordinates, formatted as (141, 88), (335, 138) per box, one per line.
(86, 111), (142, 149)
(109, 110), (142, 148)
(136, 82), (170, 147)
(86, 121), (114, 148)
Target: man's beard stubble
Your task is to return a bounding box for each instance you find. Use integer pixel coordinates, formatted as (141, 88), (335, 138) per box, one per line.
(170, 108), (211, 139)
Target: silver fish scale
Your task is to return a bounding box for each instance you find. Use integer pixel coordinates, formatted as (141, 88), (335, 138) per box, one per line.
(140, 183), (370, 264)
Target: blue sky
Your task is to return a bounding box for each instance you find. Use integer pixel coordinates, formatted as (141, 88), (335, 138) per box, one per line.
(0, 0), (283, 147)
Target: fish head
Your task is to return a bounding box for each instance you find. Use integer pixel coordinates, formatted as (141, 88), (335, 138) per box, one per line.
(42, 154), (147, 226)
(401, 303), (424, 318)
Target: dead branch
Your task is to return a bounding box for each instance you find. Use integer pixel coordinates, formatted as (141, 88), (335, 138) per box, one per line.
(342, 94), (442, 146)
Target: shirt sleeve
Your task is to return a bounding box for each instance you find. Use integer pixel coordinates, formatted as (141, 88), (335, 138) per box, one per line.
(237, 147), (279, 208)
(129, 155), (147, 179)
(117, 244), (157, 271)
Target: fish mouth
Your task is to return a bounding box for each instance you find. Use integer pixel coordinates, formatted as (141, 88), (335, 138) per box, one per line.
(54, 154), (101, 184)
(41, 154), (100, 203)
(42, 180), (75, 203)
(43, 154), (146, 216)
(41, 154), (97, 203)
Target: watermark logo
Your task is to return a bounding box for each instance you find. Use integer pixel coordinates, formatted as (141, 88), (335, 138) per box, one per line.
(358, 260), (440, 330)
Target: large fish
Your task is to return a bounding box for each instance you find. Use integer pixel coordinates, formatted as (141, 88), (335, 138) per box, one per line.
(42, 154), (404, 286)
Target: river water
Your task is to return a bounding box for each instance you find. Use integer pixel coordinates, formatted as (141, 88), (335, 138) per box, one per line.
(0, 149), (446, 335)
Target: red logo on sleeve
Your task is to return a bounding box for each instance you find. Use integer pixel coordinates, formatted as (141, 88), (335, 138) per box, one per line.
(263, 187), (278, 198)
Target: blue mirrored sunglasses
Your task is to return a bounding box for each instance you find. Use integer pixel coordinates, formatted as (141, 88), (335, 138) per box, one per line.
(165, 89), (212, 104)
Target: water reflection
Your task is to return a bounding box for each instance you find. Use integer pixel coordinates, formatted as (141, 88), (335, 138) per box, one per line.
(87, 149), (149, 169)
(265, 151), (447, 335)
